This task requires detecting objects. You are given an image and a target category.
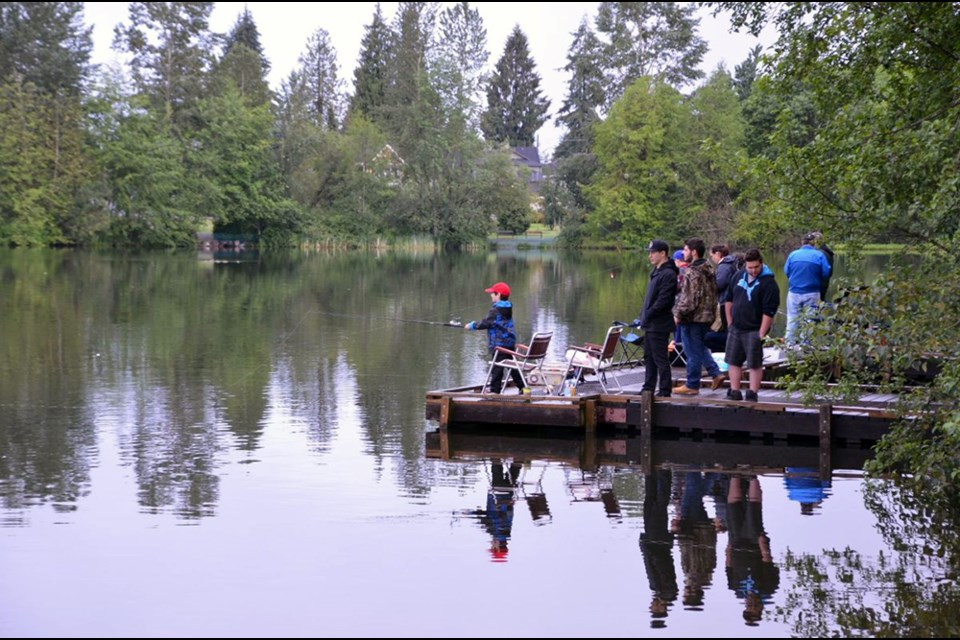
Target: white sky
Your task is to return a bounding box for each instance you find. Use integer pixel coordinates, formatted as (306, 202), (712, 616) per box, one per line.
(83, 1), (773, 159)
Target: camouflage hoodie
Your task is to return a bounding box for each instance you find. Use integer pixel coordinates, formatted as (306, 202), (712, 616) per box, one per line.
(672, 258), (718, 324)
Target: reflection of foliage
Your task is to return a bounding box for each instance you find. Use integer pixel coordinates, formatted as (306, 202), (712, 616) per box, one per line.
(774, 476), (960, 637)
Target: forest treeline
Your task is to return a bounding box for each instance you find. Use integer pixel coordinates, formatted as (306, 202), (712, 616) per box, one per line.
(3, 1), (948, 253)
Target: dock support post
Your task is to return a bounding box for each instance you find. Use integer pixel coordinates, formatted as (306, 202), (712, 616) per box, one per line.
(582, 399), (597, 471)
(819, 403), (832, 480)
(440, 397), (452, 431)
(640, 390), (653, 475)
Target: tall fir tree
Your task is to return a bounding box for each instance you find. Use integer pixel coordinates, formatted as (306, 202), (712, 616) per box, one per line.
(290, 27), (343, 130)
(349, 3), (392, 120)
(212, 8), (271, 106)
(554, 17), (605, 158)
(480, 25), (550, 147)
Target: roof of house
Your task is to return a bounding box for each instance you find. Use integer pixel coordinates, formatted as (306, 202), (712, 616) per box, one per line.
(511, 146), (542, 168)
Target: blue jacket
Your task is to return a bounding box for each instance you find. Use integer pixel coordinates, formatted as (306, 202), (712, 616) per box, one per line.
(784, 244), (832, 294)
(468, 301), (517, 351)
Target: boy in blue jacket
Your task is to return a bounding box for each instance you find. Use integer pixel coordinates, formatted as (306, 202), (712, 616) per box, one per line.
(465, 282), (525, 393)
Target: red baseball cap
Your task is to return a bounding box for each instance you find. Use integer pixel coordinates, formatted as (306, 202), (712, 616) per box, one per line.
(484, 282), (510, 297)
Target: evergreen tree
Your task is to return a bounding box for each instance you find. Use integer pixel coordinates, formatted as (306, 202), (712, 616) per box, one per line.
(112, 2), (218, 131)
(223, 7), (269, 74)
(594, 1), (707, 106)
(431, 1), (488, 130)
(554, 17), (605, 158)
(212, 9), (271, 107)
(733, 44), (762, 102)
(0, 2), (92, 96)
(480, 25), (550, 147)
(291, 27), (343, 130)
(349, 3), (392, 120)
(382, 1), (437, 143)
(0, 2), (96, 246)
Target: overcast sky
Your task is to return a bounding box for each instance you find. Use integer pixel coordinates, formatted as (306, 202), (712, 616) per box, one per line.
(83, 2), (773, 158)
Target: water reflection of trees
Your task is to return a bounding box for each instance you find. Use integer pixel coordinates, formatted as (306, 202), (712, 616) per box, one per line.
(774, 476), (960, 637)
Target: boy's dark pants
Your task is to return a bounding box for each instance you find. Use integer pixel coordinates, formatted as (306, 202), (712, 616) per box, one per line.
(489, 349), (526, 393)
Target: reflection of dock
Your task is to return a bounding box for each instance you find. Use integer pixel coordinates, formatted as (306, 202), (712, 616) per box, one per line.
(424, 426), (873, 479)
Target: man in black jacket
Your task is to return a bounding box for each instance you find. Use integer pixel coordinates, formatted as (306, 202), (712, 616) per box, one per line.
(639, 240), (679, 397)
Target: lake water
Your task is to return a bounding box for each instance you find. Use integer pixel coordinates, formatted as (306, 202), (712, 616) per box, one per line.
(0, 248), (953, 637)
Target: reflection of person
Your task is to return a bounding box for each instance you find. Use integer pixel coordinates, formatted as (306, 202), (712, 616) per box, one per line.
(725, 475), (780, 625)
(672, 471), (718, 610)
(477, 460), (521, 561)
(784, 232), (832, 344)
(783, 467), (832, 515)
(639, 239), (679, 398)
(640, 470), (679, 627)
(464, 282), (524, 394)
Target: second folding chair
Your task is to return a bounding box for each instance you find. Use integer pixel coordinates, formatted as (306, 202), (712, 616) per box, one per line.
(561, 324), (624, 394)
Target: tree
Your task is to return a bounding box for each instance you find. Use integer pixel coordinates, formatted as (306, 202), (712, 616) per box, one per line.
(430, 1), (488, 130)
(0, 3), (97, 246)
(480, 25), (550, 147)
(594, 1), (707, 107)
(712, 1), (960, 510)
(112, 2), (218, 131)
(0, 2), (92, 96)
(212, 8), (272, 107)
(733, 44), (762, 102)
(584, 76), (694, 245)
(349, 3), (392, 120)
(290, 27), (344, 130)
(686, 67), (745, 240)
(554, 17), (605, 159)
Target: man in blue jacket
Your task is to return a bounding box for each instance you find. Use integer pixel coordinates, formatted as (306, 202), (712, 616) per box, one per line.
(784, 232), (832, 344)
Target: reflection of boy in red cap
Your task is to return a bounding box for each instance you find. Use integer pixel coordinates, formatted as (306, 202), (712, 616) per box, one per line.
(465, 282), (524, 393)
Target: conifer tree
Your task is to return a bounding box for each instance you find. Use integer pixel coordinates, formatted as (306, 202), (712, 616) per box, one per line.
(349, 3), (392, 120)
(480, 26), (550, 147)
(554, 17), (605, 158)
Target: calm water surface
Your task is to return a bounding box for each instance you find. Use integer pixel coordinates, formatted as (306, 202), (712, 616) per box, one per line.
(0, 248), (952, 637)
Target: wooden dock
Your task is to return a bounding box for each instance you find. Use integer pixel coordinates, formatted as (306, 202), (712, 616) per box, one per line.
(425, 363), (903, 470)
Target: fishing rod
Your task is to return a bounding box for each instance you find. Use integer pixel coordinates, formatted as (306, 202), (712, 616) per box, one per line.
(390, 317), (464, 328)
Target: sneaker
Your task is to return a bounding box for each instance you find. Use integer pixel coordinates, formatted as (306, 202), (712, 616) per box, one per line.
(726, 389), (743, 401)
(744, 389), (758, 402)
(674, 385), (700, 396)
(655, 391), (671, 398)
(710, 373), (729, 391)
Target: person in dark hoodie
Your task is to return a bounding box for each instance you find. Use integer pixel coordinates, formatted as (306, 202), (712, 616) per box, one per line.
(465, 282), (524, 393)
(723, 249), (780, 402)
(638, 240), (679, 397)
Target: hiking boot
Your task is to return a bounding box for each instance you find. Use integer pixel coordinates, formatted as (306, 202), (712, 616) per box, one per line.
(744, 389), (759, 402)
(726, 389), (743, 401)
(674, 385), (700, 396)
(710, 372), (729, 391)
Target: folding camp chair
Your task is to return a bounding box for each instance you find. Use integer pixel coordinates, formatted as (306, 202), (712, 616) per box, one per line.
(561, 324), (624, 394)
(484, 331), (554, 394)
(613, 320), (643, 368)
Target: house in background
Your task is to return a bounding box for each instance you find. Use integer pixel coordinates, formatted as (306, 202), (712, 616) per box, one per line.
(361, 143), (405, 187)
(511, 146), (545, 193)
